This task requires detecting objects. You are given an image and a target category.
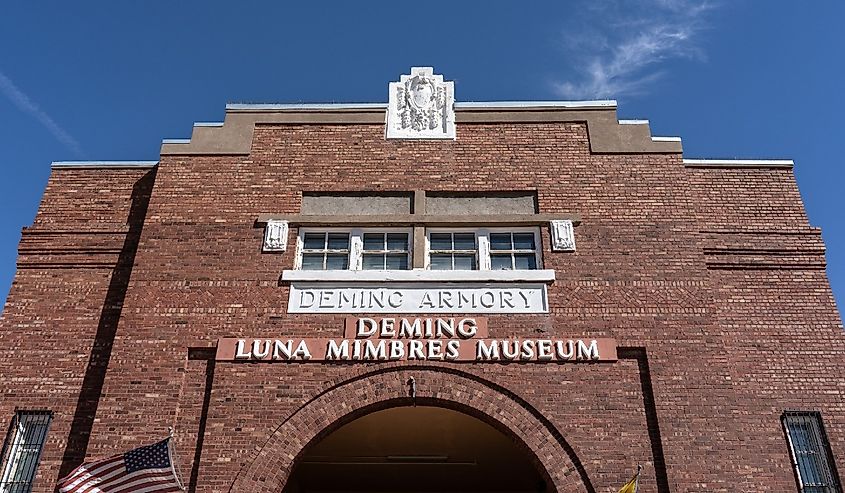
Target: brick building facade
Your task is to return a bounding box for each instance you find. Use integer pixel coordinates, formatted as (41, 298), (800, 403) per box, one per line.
(0, 68), (842, 492)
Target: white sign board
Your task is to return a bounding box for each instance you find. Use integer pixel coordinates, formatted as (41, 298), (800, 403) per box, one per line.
(288, 283), (548, 314)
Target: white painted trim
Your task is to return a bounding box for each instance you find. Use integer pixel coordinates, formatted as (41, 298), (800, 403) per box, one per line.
(194, 122), (224, 127)
(51, 161), (158, 169)
(224, 100), (618, 112)
(281, 269), (556, 283)
(456, 100), (616, 109)
(227, 103), (388, 111)
(684, 158), (794, 168)
(652, 136), (682, 142)
(618, 119), (649, 125)
(161, 138), (191, 144)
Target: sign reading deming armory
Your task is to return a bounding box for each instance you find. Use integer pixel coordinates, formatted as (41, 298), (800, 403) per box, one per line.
(287, 284), (548, 314)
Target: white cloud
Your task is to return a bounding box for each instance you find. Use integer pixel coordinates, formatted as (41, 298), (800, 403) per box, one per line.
(0, 71), (84, 156)
(553, 0), (716, 100)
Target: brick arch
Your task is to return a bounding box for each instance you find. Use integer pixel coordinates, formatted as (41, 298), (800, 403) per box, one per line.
(229, 365), (594, 493)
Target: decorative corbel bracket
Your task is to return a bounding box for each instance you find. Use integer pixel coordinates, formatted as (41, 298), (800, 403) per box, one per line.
(263, 220), (289, 252)
(550, 219), (576, 252)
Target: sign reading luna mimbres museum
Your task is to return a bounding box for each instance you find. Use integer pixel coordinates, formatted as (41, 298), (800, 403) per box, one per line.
(216, 316), (617, 363)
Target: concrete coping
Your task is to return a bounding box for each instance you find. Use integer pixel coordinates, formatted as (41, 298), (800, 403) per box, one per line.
(224, 100), (618, 113)
(51, 161), (159, 169)
(683, 159), (794, 169)
(652, 136), (682, 142)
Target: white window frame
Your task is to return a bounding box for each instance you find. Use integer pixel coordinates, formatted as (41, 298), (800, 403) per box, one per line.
(782, 411), (842, 493)
(0, 411), (51, 493)
(425, 227), (542, 271)
(294, 227), (413, 271)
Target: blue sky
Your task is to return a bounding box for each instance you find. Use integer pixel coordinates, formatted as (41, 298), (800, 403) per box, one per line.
(1, 1), (844, 315)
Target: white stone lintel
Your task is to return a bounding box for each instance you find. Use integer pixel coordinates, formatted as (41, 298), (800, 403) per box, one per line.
(281, 269), (556, 283)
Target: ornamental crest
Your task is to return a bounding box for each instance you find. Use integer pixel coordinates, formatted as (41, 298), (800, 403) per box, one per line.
(386, 67), (455, 139)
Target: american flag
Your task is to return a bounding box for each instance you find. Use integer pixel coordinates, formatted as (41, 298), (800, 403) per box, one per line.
(57, 438), (184, 493)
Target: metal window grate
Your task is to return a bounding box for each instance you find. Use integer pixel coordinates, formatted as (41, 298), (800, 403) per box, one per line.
(782, 411), (842, 493)
(0, 411), (52, 493)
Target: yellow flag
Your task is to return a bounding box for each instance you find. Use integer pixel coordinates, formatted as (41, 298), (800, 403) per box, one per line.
(617, 472), (639, 493)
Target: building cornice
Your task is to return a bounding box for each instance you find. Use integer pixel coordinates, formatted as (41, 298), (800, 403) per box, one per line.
(683, 159), (794, 169)
(51, 161), (159, 170)
(161, 99), (683, 156)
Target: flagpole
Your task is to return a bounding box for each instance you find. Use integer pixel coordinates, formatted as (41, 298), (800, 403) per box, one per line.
(167, 427), (187, 491)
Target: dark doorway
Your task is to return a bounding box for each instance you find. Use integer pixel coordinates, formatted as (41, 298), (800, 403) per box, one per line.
(284, 406), (547, 493)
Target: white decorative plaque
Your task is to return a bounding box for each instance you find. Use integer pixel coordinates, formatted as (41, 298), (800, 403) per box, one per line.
(288, 283), (548, 314)
(550, 220), (576, 252)
(386, 67), (455, 140)
(263, 220), (289, 252)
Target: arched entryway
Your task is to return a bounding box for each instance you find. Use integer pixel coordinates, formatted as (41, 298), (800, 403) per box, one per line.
(228, 366), (593, 493)
(284, 406), (547, 492)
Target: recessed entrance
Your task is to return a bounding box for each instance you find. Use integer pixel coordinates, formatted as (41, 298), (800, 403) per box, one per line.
(284, 406), (547, 493)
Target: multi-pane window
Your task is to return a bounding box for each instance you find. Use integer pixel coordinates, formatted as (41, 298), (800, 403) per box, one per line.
(427, 229), (540, 271)
(295, 228), (542, 272)
(363, 233), (410, 270)
(0, 411), (51, 493)
(297, 230), (411, 271)
(783, 411), (842, 493)
(429, 232), (477, 270)
(300, 232), (350, 270)
(489, 232), (538, 270)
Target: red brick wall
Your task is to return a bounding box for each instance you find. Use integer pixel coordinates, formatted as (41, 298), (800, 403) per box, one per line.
(0, 167), (155, 490)
(1, 121), (842, 492)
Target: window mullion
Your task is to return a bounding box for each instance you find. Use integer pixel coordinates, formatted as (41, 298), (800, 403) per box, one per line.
(350, 229), (363, 271)
(477, 230), (491, 270)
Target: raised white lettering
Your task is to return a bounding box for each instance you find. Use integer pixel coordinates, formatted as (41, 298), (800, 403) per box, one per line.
(501, 340), (518, 360)
(294, 340), (312, 360)
(476, 340), (500, 360)
(273, 340), (293, 360)
(389, 340), (404, 360)
(364, 340), (387, 360)
(399, 318), (422, 338)
(408, 340), (424, 360)
(445, 340), (460, 360)
(326, 340), (349, 360)
(252, 340), (271, 359)
(427, 340), (444, 360)
(456, 318), (477, 339)
(235, 340), (251, 359)
(380, 318), (396, 337)
(577, 339), (599, 360)
(357, 318), (378, 337)
(435, 318), (455, 338)
(520, 340), (536, 359)
(555, 340), (575, 359)
(537, 340), (553, 360)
